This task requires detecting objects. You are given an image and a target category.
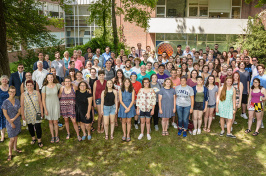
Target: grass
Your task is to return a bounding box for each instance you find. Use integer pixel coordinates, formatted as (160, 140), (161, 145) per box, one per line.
(0, 111), (266, 176)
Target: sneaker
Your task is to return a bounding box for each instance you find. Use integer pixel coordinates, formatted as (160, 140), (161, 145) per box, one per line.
(183, 131), (187, 137)
(220, 131), (224, 136)
(242, 113), (248, 119)
(189, 130), (193, 135)
(138, 119), (140, 124)
(226, 134), (236, 138)
(87, 135), (92, 140)
(193, 129), (197, 135)
(212, 116), (215, 120)
(224, 124), (227, 128)
(233, 121), (237, 124)
(147, 134), (151, 140)
(134, 124), (138, 129)
(172, 122), (178, 129)
(177, 129), (183, 136)
(138, 134), (143, 140)
(261, 122), (264, 129)
(197, 129), (201, 135)
(154, 125), (159, 131)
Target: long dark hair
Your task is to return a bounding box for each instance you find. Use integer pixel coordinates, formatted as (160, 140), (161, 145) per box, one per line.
(77, 81), (90, 91)
(104, 80), (115, 97)
(114, 69), (125, 85)
(214, 58), (221, 71)
(69, 68), (76, 81)
(251, 78), (263, 90)
(181, 63), (189, 73)
(121, 78), (133, 93)
(43, 74), (59, 86)
(205, 75), (215, 87)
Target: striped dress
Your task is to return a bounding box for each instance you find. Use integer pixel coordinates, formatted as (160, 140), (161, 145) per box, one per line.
(60, 86), (76, 118)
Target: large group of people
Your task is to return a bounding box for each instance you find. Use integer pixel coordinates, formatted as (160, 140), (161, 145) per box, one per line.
(0, 43), (265, 161)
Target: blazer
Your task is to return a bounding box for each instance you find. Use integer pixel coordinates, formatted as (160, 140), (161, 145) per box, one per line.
(9, 72), (26, 96)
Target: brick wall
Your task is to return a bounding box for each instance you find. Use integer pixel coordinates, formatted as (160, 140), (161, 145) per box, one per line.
(241, 0), (266, 19)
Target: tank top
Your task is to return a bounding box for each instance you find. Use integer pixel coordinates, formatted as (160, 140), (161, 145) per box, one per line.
(251, 89), (264, 103)
(89, 77), (98, 93)
(220, 74), (227, 84)
(195, 91), (204, 102)
(95, 80), (107, 100)
(104, 91), (115, 106)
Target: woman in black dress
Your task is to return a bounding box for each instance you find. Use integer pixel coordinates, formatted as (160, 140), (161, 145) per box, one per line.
(76, 81), (93, 140)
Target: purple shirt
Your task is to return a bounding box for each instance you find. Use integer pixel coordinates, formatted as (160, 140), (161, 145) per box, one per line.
(157, 73), (169, 85)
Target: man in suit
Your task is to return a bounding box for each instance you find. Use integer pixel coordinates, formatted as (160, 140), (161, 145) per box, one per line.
(9, 64), (26, 98)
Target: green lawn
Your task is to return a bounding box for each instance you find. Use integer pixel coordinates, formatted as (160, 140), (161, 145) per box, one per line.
(0, 111), (265, 176)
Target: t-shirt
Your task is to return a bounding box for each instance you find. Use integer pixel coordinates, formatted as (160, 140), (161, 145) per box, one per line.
(131, 67), (141, 75)
(251, 74), (266, 88)
(157, 73), (169, 85)
(104, 68), (116, 80)
(146, 70), (156, 76)
(132, 81), (142, 100)
(188, 67), (194, 73)
(164, 70), (171, 77)
(175, 85), (194, 107)
(51, 60), (65, 78)
(33, 60), (49, 71)
(208, 85), (218, 106)
(140, 61), (148, 66)
(71, 59), (83, 71)
(170, 77), (181, 89)
(150, 82), (161, 102)
(237, 70), (250, 94)
(136, 73), (150, 83)
(123, 68), (132, 78)
(82, 69), (91, 79)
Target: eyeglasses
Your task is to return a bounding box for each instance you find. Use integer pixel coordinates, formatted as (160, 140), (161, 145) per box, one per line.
(252, 60), (257, 62)
(9, 91), (16, 93)
(143, 82), (149, 84)
(18, 67), (24, 69)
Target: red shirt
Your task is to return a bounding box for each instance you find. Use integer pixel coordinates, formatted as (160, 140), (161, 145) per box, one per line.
(132, 81), (142, 100)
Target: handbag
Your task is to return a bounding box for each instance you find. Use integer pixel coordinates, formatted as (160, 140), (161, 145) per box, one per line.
(27, 92), (42, 120)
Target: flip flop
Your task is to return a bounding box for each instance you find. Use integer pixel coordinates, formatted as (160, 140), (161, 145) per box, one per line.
(126, 137), (131, 142)
(122, 136), (126, 141)
(31, 139), (37, 145)
(15, 149), (22, 153)
(7, 155), (12, 161)
(38, 142), (43, 148)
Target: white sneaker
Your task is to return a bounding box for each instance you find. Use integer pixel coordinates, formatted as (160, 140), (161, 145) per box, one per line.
(193, 129), (197, 135)
(261, 122), (264, 129)
(233, 121), (237, 124)
(224, 124), (227, 128)
(147, 134), (151, 140)
(138, 119), (140, 124)
(138, 133), (143, 140)
(134, 124), (138, 129)
(189, 130), (193, 135)
(197, 129), (201, 135)
(231, 127), (233, 131)
(155, 125), (159, 131)
(172, 122), (178, 129)
(242, 113), (248, 119)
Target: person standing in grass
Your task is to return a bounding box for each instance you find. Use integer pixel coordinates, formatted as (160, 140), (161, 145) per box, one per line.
(203, 75), (218, 133)
(42, 74), (62, 143)
(76, 81), (93, 140)
(118, 78), (136, 142)
(136, 78), (156, 140)
(101, 80), (118, 140)
(59, 77), (81, 141)
(192, 76), (208, 135)
(158, 78), (176, 136)
(21, 80), (44, 147)
(216, 77), (236, 138)
(175, 77), (194, 137)
(93, 70), (106, 133)
(131, 72), (142, 130)
(2, 86), (21, 161)
(246, 78), (266, 136)
(0, 75), (9, 143)
(150, 74), (161, 131)
(232, 72), (243, 125)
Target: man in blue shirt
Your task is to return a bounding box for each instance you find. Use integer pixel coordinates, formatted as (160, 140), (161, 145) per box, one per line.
(102, 46), (111, 68)
(92, 48), (104, 68)
(33, 52), (49, 70)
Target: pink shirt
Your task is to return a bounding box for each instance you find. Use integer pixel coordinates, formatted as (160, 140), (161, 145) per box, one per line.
(69, 59), (83, 71)
(170, 77), (181, 89)
(77, 56), (85, 66)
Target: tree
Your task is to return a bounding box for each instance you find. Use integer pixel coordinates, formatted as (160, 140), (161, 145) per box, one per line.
(235, 15), (266, 64)
(245, 0), (266, 7)
(0, 0), (66, 76)
(87, 0), (157, 54)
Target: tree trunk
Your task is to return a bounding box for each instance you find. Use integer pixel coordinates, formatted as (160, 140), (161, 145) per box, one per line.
(112, 0), (118, 54)
(102, 0), (107, 42)
(0, 0), (10, 76)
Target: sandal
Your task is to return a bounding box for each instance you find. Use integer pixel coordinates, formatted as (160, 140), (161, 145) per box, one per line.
(31, 139), (37, 145)
(7, 155), (12, 161)
(122, 136), (126, 141)
(162, 131), (166, 136)
(110, 135), (114, 140)
(66, 134), (70, 140)
(91, 126), (95, 132)
(55, 137), (60, 143)
(203, 127), (207, 132)
(245, 129), (251, 134)
(165, 131), (169, 136)
(207, 128), (211, 133)
(15, 149), (22, 153)
(253, 132), (259, 136)
(105, 135), (108, 140)
(50, 137), (55, 143)
(38, 142), (43, 148)
(77, 136), (82, 141)
(126, 137), (131, 142)
(78, 126), (81, 131)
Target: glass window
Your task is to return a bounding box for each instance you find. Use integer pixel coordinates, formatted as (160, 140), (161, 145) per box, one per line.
(215, 34), (226, 41)
(199, 0), (208, 5)
(176, 34), (187, 40)
(232, 7), (241, 19)
(50, 12), (59, 18)
(189, 7), (198, 16)
(167, 0), (186, 17)
(188, 34), (197, 41)
(199, 7), (208, 17)
(198, 34), (207, 41)
(232, 0), (241, 6)
(65, 16), (74, 26)
(209, 12), (230, 18)
(197, 41), (207, 50)
(157, 0), (165, 5)
(157, 7), (165, 17)
(156, 33), (164, 40)
(188, 41), (197, 49)
(207, 34), (214, 41)
(79, 6), (89, 15)
(165, 33), (180, 40)
(79, 16), (89, 26)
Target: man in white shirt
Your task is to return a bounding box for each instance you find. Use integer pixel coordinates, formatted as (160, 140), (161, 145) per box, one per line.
(136, 43), (145, 58)
(32, 61), (49, 91)
(182, 45), (193, 57)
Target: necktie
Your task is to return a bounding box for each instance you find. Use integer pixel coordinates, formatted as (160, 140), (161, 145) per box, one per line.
(19, 73), (22, 82)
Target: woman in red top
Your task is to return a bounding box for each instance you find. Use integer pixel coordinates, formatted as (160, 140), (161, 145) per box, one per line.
(130, 72), (142, 129)
(93, 70), (107, 133)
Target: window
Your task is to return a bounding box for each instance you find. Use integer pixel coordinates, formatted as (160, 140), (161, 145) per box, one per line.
(209, 0), (231, 18)
(156, 7), (166, 17)
(188, 0), (208, 17)
(231, 0), (241, 19)
(156, 0), (186, 17)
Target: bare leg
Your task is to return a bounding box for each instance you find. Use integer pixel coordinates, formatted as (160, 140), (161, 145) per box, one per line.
(64, 118), (70, 135)
(140, 118), (145, 134)
(126, 118), (131, 138)
(204, 108), (209, 129)
(49, 120), (54, 137)
(85, 124), (92, 136)
(103, 116), (110, 136)
(207, 108), (215, 130)
(110, 114), (115, 137)
(0, 128), (5, 141)
(97, 104), (103, 132)
(255, 112), (262, 132)
(161, 118), (165, 132)
(53, 120), (59, 137)
(197, 111), (203, 129)
(242, 103), (247, 114)
(80, 123), (86, 136)
(146, 118), (151, 134)
(220, 117), (225, 132)
(193, 111), (198, 130)
(122, 118), (127, 137)
(248, 111), (254, 130)
(70, 118), (80, 137)
(227, 119), (233, 134)
(9, 137), (14, 156)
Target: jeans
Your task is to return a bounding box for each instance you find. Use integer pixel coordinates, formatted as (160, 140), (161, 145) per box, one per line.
(176, 105), (191, 130)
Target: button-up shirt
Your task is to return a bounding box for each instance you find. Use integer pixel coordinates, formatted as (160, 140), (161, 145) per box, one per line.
(32, 69), (49, 89)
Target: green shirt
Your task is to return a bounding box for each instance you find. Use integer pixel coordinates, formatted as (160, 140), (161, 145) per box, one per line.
(140, 61), (148, 66)
(146, 70), (156, 76)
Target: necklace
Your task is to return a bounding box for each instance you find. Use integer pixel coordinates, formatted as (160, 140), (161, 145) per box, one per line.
(1, 85), (8, 91)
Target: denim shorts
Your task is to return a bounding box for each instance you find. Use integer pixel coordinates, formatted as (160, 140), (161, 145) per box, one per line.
(103, 105), (116, 116)
(208, 104), (216, 108)
(140, 111), (151, 118)
(96, 98), (101, 105)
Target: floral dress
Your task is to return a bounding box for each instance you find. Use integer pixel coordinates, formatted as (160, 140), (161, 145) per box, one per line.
(217, 87), (234, 119)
